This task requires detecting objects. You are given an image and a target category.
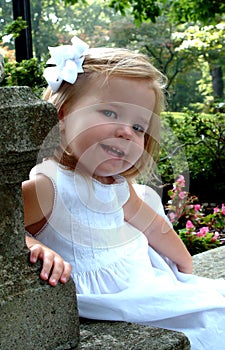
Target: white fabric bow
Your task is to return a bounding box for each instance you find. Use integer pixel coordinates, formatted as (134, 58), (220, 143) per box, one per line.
(44, 36), (89, 93)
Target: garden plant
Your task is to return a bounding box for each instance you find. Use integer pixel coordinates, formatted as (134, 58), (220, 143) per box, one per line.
(166, 175), (225, 255)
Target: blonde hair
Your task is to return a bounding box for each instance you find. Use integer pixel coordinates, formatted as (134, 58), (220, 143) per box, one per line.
(44, 47), (167, 179)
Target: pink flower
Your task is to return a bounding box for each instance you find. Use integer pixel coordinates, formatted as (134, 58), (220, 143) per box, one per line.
(221, 204), (225, 215)
(197, 226), (209, 237)
(194, 204), (201, 212)
(176, 175), (185, 188)
(168, 212), (176, 223)
(177, 175), (185, 182)
(186, 220), (194, 230)
(178, 191), (186, 199)
(214, 207), (220, 213)
(211, 232), (220, 242)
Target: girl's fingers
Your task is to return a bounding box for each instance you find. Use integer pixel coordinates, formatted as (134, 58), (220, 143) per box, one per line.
(39, 250), (59, 283)
(39, 250), (57, 282)
(45, 256), (72, 287)
(29, 244), (44, 263)
(60, 262), (72, 284)
(48, 256), (64, 286)
(28, 243), (72, 286)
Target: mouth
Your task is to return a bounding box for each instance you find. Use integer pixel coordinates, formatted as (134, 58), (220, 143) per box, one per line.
(100, 144), (125, 158)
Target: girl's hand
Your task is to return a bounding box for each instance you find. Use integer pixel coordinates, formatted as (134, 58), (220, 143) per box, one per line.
(27, 236), (72, 286)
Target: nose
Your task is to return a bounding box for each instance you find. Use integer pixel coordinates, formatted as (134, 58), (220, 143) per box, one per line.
(115, 124), (134, 140)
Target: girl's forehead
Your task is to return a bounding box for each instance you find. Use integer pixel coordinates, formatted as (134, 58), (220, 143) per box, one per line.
(79, 76), (156, 112)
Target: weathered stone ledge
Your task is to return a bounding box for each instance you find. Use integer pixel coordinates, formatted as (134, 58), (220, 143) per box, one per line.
(193, 245), (225, 279)
(79, 319), (190, 350)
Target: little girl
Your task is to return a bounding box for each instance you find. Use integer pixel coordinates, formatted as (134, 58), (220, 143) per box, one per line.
(23, 36), (225, 350)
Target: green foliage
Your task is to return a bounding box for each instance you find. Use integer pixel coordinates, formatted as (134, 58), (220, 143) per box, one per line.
(64, 0), (87, 4)
(0, 58), (46, 97)
(169, 0), (225, 24)
(159, 110), (225, 203)
(1, 0), (224, 111)
(71, 0), (225, 25)
(173, 23), (225, 101)
(0, 17), (27, 41)
(166, 175), (223, 255)
(109, 0), (161, 24)
(105, 0), (225, 25)
(178, 228), (220, 255)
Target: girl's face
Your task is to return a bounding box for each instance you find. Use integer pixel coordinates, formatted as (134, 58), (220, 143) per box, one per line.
(60, 77), (156, 183)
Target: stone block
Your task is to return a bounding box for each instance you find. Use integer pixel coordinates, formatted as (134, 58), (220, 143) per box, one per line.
(1, 255), (79, 350)
(0, 86), (79, 349)
(79, 319), (190, 349)
(193, 246), (225, 279)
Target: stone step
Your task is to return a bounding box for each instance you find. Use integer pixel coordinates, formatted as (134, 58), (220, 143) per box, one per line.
(79, 319), (190, 350)
(193, 245), (225, 279)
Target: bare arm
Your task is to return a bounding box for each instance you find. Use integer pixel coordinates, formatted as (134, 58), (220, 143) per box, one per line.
(22, 174), (54, 229)
(23, 176), (72, 285)
(123, 183), (192, 274)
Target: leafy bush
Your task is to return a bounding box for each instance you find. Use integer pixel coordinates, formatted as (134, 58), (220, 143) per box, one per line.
(0, 58), (46, 97)
(166, 175), (224, 255)
(0, 17), (46, 96)
(159, 109), (225, 203)
(0, 17), (27, 41)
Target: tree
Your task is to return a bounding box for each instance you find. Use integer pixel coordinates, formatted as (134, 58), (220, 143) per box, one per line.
(1, 0), (224, 109)
(108, 0), (161, 24)
(167, 0), (225, 24)
(173, 23), (225, 102)
(63, 0), (225, 25)
(0, 17), (27, 41)
(0, 0), (13, 28)
(29, 0), (120, 60)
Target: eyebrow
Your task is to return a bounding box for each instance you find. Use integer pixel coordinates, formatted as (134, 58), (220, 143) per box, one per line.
(97, 102), (124, 112)
(98, 101), (153, 119)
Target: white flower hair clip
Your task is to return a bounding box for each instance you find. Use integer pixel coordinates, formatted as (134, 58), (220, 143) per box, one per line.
(44, 36), (89, 93)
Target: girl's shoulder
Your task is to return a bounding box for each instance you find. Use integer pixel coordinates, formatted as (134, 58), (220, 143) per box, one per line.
(132, 183), (162, 205)
(132, 183), (167, 219)
(29, 158), (59, 181)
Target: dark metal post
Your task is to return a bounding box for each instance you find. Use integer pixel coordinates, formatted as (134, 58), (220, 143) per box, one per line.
(12, 0), (33, 62)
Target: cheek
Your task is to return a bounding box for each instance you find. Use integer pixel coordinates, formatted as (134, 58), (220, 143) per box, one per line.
(68, 127), (101, 157)
(63, 117), (88, 146)
(129, 138), (145, 161)
(135, 136), (145, 152)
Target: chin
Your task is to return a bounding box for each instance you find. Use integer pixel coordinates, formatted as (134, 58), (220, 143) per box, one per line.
(94, 160), (132, 177)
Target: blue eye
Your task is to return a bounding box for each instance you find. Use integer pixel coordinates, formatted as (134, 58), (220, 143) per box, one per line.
(102, 110), (117, 119)
(133, 124), (145, 133)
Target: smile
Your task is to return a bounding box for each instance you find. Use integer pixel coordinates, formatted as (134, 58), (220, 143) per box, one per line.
(101, 144), (125, 158)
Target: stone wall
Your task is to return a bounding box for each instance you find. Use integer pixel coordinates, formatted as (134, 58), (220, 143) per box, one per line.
(0, 87), (79, 350)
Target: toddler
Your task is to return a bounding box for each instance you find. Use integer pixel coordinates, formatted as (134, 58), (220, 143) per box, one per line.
(23, 36), (225, 350)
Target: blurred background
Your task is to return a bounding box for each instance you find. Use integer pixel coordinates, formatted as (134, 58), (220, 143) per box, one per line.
(0, 0), (224, 207)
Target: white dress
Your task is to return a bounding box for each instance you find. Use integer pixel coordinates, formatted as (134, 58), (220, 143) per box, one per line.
(30, 160), (225, 350)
